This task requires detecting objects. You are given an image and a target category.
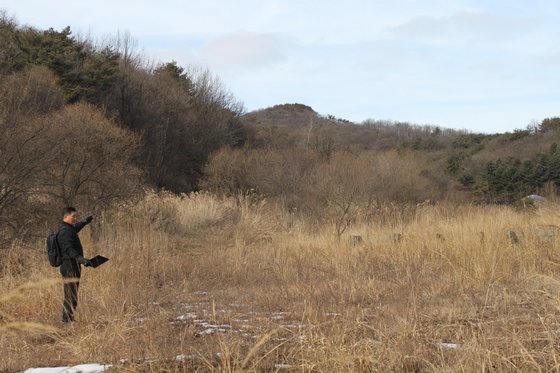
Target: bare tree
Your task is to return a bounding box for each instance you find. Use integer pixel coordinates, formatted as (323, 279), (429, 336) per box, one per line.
(36, 103), (142, 210)
(0, 65), (64, 119)
(0, 66), (66, 240)
(305, 152), (374, 236)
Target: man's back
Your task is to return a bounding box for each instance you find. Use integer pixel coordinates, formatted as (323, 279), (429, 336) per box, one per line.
(58, 222), (84, 261)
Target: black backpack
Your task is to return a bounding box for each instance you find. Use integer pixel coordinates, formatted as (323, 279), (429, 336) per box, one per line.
(47, 231), (62, 267)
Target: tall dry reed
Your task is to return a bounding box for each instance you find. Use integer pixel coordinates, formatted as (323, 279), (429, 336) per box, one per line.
(1, 192), (560, 371)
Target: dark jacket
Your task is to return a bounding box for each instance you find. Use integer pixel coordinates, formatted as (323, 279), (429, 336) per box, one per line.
(58, 221), (89, 260)
(58, 220), (89, 278)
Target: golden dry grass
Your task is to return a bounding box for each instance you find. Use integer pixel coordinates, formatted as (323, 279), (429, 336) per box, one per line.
(2, 192), (560, 372)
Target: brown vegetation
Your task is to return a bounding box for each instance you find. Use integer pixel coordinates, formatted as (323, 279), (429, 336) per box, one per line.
(242, 104), (560, 203)
(2, 11), (560, 372)
(203, 147), (444, 235)
(0, 69), (142, 239)
(2, 193), (560, 371)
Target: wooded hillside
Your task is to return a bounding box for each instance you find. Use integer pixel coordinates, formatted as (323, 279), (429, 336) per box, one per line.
(1, 11), (559, 241)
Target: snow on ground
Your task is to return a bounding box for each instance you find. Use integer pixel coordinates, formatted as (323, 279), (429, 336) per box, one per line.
(21, 364), (111, 373)
(437, 342), (462, 349)
(275, 364), (292, 369)
(175, 312), (197, 321)
(175, 354), (203, 362)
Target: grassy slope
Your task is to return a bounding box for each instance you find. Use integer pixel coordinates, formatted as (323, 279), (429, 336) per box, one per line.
(2, 193), (560, 371)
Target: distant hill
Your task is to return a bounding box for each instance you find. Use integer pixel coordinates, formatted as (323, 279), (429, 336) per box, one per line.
(241, 103), (464, 153)
(241, 103), (560, 200)
(242, 103), (321, 129)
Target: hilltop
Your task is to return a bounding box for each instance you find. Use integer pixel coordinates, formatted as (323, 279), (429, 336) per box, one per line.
(242, 103), (462, 152)
(234, 103), (560, 202)
(242, 103), (560, 156)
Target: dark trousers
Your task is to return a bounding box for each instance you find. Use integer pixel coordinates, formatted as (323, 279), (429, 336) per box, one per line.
(60, 259), (81, 322)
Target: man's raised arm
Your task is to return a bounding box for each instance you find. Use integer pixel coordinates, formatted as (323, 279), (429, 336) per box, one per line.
(72, 215), (94, 233)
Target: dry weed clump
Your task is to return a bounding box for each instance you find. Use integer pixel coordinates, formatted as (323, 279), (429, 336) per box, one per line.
(2, 192), (560, 371)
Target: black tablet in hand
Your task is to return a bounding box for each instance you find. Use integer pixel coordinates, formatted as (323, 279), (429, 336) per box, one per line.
(89, 255), (109, 268)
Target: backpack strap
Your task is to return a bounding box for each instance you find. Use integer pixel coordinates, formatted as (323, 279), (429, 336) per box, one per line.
(57, 225), (71, 259)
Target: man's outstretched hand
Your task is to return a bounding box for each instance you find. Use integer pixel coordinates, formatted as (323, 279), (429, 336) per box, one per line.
(77, 256), (93, 267)
(85, 215), (94, 224)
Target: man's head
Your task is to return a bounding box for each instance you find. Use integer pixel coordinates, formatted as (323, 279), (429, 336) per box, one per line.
(62, 206), (77, 224)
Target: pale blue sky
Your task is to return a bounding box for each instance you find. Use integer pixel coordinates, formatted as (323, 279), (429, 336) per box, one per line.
(3, 1), (559, 133)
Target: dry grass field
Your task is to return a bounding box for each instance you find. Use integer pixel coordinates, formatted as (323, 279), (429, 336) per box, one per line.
(2, 192), (560, 372)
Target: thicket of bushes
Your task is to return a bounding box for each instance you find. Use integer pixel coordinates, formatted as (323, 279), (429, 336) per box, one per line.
(202, 148), (442, 233)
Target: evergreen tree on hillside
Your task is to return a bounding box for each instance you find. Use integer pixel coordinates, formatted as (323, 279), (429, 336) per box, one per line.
(483, 143), (560, 200)
(539, 117), (560, 133)
(0, 17), (121, 104)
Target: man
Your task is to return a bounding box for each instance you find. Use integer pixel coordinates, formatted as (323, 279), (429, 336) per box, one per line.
(57, 207), (93, 323)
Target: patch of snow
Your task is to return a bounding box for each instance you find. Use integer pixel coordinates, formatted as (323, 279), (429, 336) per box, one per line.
(21, 364), (111, 373)
(195, 324), (232, 336)
(175, 354), (202, 362)
(175, 313), (197, 321)
(437, 342), (462, 349)
(193, 321), (231, 329)
(541, 330), (560, 335)
(192, 291), (208, 296)
(196, 328), (215, 336)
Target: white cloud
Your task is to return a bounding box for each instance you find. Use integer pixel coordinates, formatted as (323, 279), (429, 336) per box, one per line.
(198, 31), (285, 71)
(388, 10), (533, 46)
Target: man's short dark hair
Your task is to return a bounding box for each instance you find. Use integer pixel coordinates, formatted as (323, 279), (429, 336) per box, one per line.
(62, 206), (77, 217)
